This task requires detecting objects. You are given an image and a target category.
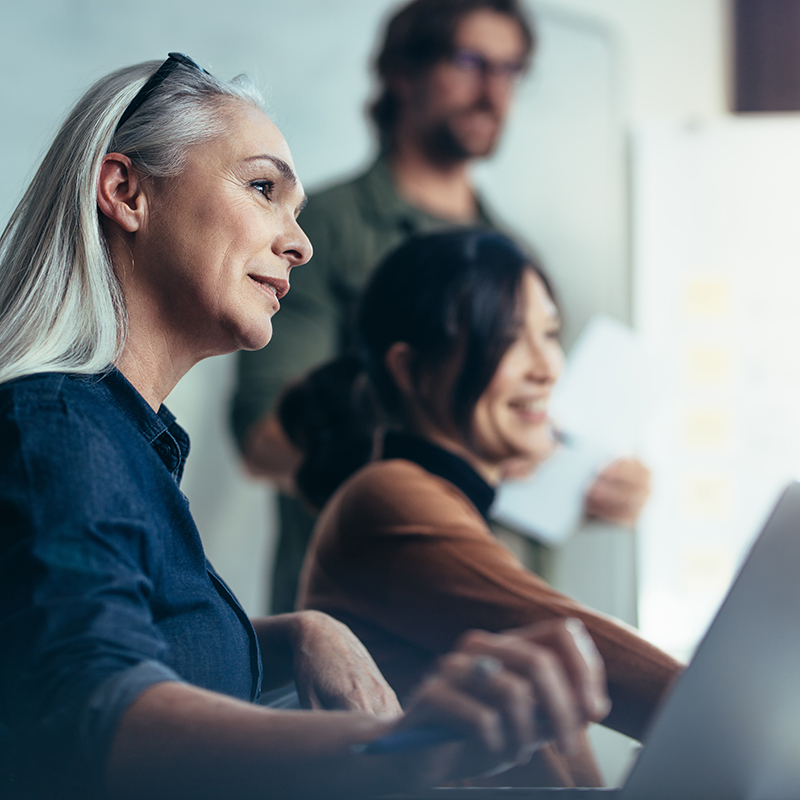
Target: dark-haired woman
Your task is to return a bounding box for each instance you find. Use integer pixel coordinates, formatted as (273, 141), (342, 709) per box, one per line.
(291, 229), (683, 786)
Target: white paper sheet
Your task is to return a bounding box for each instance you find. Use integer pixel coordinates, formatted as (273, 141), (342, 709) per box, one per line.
(493, 435), (611, 546)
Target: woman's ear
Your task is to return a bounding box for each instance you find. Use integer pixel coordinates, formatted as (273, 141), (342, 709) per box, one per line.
(97, 153), (146, 233)
(384, 342), (417, 400)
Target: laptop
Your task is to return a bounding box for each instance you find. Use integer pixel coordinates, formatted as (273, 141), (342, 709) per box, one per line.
(386, 481), (800, 800)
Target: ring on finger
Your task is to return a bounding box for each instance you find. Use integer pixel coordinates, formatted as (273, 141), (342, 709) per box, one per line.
(471, 655), (502, 687)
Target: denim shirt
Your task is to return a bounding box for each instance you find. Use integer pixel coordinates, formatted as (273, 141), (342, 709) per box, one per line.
(0, 369), (262, 797)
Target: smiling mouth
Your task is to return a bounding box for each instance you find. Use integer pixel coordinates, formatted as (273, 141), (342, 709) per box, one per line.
(509, 398), (549, 413)
(249, 274), (290, 300)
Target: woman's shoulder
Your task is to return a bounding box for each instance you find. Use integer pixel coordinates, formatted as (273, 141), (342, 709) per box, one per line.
(0, 370), (104, 408)
(322, 457), (483, 532)
(344, 457), (456, 494)
(0, 372), (122, 437)
(0, 371), (152, 473)
(0, 370), (68, 404)
(0, 373), (95, 435)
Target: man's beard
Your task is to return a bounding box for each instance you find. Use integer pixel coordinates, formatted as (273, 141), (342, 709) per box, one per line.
(422, 105), (503, 165)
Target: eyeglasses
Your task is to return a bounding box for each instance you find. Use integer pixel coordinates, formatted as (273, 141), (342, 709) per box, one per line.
(115, 52), (208, 132)
(448, 48), (527, 84)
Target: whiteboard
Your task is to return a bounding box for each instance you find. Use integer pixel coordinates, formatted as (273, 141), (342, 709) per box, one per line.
(633, 116), (800, 658)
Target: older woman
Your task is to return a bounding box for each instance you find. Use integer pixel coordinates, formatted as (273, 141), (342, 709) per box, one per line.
(289, 229), (684, 786)
(0, 55), (610, 800)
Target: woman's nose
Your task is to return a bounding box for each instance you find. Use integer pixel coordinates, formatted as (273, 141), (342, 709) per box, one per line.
(275, 217), (313, 267)
(527, 341), (563, 384)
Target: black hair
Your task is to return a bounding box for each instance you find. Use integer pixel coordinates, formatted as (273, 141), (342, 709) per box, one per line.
(277, 355), (381, 512)
(370, 0), (536, 153)
(278, 228), (556, 511)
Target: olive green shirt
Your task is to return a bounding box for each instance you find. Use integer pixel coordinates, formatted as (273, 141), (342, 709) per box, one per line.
(231, 155), (502, 447)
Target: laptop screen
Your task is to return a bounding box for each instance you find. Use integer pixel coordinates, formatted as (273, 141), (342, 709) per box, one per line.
(620, 482), (800, 800)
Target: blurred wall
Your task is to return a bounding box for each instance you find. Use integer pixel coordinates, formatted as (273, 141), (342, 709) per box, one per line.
(547, 0), (728, 120)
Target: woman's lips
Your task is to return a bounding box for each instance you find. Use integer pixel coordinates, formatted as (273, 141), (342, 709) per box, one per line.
(509, 397), (548, 412)
(508, 397), (549, 423)
(250, 274), (290, 302)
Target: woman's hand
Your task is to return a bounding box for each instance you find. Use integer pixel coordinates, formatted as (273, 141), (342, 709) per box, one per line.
(381, 618), (610, 783)
(290, 611), (402, 715)
(255, 610), (401, 716)
(584, 457), (651, 527)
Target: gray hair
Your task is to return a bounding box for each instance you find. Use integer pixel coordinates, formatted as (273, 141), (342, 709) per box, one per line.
(0, 58), (265, 385)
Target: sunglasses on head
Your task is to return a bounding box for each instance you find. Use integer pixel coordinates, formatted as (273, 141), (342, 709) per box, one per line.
(116, 52), (208, 132)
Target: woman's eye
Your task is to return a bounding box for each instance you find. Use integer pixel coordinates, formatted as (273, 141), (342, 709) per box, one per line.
(251, 180), (275, 199)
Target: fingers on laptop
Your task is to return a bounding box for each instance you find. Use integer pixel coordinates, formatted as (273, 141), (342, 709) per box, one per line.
(454, 620), (611, 756)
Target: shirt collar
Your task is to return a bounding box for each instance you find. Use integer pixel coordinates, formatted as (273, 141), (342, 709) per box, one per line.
(382, 430), (496, 522)
(77, 368), (191, 485)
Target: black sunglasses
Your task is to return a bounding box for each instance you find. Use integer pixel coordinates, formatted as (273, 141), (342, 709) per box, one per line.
(115, 52), (208, 132)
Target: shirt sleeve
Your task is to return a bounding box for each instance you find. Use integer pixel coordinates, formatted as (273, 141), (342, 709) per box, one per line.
(230, 193), (345, 449)
(0, 399), (181, 795)
(308, 461), (683, 740)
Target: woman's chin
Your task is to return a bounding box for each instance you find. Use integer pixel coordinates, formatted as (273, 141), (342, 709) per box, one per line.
(235, 321), (274, 352)
(510, 436), (559, 468)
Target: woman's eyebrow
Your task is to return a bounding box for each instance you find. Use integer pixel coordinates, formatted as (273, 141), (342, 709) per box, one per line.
(245, 154), (298, 188)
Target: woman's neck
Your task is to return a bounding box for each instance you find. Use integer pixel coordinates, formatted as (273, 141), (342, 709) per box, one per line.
(409, 425), (502, 486)
(114, 325), (197, 412)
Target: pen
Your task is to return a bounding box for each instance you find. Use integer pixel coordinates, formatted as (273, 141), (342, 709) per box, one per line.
(353, 707), (555, 755)
(352, 725), (462, 755)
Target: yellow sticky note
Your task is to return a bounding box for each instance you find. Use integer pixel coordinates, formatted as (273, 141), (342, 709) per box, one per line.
(685, 345), (732, 386)
(683, 408), (731, 450)
(684, 278), (731, 318)
(680, 543), (736, 595)
(680, 472), (733, 520)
